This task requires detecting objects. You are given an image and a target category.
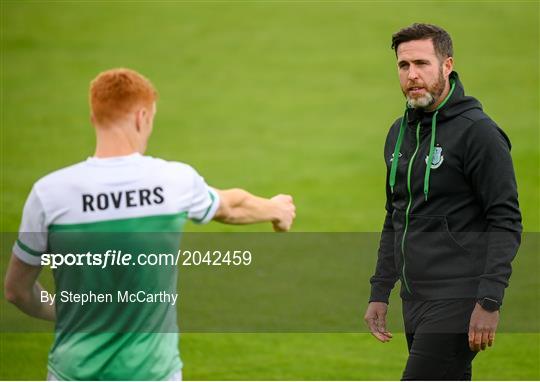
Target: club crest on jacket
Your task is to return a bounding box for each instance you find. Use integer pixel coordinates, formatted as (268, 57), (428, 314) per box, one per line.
(426, 146), (444, 169)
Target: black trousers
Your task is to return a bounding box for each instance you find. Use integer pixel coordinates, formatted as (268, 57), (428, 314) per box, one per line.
(401, 299), (478, 380)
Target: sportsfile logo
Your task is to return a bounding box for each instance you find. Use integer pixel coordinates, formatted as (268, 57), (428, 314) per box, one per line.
(40, 249), (253, 269)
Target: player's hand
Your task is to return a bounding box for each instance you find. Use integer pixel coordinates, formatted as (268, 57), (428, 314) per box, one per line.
(468, 303), (499, 352)
(270, 194), (296, 232)
(364, 302), (393, 342)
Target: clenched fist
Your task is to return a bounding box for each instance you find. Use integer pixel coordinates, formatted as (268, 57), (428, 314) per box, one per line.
(270, 194), (296, 232)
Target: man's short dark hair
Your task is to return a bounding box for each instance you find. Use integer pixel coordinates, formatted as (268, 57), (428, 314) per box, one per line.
(391, 23), (453, 59)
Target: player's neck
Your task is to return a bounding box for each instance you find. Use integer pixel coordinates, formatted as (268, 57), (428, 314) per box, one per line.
(93, 124), (143, 158)
(94, 145), (140, 158)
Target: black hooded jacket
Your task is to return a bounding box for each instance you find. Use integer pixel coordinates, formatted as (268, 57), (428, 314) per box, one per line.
(369, 71), (522, 305)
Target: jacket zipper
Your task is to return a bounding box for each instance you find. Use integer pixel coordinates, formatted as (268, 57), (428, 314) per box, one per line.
(401, 122), (421, 294)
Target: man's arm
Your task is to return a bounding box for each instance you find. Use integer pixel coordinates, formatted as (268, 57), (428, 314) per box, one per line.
(213, 189), (295, 232)
(4, 255), (55, 321)
(464, 119), (522, 351)
(365, 208), (399, 343)
(368, 210), (399, 303)
(369, 130), (400, 305)
(464, 119), (522, 306)
(365, 135), (400, 343)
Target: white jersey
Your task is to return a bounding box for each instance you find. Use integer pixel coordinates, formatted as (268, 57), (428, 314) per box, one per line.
(13, 152), (220, 381)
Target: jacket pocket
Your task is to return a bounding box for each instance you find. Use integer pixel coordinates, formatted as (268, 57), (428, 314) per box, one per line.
(403, 214), (473, 281)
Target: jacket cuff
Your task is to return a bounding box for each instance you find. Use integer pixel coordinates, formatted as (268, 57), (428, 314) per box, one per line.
(369, 284), (391, 304)
(476, 278), (506, 306)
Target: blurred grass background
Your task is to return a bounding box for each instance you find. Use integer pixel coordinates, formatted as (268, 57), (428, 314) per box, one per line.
(1, 1), (538, 380)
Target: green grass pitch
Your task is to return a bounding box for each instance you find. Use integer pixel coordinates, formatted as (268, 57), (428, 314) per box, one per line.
(1, 1), (538, 380)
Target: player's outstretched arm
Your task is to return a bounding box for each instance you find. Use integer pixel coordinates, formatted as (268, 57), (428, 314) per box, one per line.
(4, 255), (56, 321)
(212, 189), (296, 232)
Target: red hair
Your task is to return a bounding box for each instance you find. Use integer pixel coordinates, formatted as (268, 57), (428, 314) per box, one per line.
(90, 68), (158, 125)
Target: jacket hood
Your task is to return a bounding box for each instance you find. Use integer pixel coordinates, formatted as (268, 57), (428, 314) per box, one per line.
(407, 71), (483, 128)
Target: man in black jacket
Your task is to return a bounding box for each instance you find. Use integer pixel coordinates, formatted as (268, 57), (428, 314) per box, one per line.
(364, 23), (522, 380)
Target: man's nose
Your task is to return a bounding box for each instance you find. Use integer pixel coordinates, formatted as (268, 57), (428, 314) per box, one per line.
(408, 65), (419, 80)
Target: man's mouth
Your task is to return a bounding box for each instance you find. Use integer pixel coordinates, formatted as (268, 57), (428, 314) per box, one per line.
(408, 87), (426, 96)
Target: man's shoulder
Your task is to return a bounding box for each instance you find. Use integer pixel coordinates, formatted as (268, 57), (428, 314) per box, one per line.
(384, 116), (403, 137)
(141, 155), (199, 179)
(34, 161), (88, 190)
(389, 116), (403, 128)
(456, 107), (492, 125)
(384, 116), (404, 141)
(453, 107), (506, 137)
(447, 105), (509, 147)
(450, 108), (512, 151)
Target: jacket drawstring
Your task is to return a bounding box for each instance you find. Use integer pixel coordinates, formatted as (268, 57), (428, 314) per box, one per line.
(424, 80), (455, 200)
(389, 110), (407, 193)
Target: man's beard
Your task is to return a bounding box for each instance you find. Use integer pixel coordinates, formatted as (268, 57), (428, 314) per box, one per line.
(405, 67), (446, 109)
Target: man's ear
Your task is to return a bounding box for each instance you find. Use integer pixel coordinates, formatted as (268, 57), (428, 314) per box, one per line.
(443, 56), (454, 77)
(135, 108), (147, 133)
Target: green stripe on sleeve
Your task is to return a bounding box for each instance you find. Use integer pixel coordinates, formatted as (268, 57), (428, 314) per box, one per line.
(191, 191), (217, 223)
(16, 239), (42, 257)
